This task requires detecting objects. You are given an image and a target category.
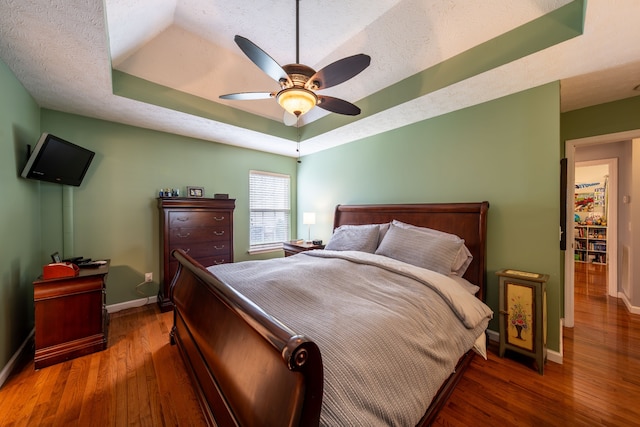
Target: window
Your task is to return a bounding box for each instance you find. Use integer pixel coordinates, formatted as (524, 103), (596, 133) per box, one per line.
(249, 170), (290, 252)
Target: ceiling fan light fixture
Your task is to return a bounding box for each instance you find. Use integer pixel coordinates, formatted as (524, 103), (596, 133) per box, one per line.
(276, 87), (318, 116)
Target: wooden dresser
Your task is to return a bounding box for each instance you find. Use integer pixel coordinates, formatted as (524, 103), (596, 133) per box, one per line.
(33, 261), (110, 369)
(158, 197), (235, 311)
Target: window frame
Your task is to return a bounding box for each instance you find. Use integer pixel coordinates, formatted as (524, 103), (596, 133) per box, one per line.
(248, 170), (291, 254)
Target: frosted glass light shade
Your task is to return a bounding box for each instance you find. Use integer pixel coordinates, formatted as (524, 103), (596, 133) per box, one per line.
(277, 88), (317, 116)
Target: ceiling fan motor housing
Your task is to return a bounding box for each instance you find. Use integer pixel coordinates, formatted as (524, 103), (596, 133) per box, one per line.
(282, 63), (317, 89)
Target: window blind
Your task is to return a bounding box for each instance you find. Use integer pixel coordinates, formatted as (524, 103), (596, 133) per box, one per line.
(249, 170), (290, 252)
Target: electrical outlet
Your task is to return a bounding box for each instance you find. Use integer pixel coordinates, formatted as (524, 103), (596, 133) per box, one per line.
(144, 272), (153, 282)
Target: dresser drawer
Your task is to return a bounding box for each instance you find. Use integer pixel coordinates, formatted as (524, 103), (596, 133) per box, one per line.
(169, 226), (230, 244)
(169, 255), (230, 281)
(169, 241), (230, 259)
(169, 211), (230, 228)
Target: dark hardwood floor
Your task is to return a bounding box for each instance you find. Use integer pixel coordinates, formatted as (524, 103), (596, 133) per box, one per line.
(1, 261), (638, 426)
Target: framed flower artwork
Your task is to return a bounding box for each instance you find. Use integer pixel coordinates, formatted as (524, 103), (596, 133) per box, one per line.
(506, 282), (534, 351)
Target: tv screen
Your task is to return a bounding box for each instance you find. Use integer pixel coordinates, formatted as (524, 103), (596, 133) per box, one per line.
(21, 133), (95, 187)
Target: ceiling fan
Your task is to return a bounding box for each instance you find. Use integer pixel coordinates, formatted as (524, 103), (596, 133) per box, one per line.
(219, 0), (371, 119)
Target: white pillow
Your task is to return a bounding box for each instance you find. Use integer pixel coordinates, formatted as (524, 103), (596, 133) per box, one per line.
(473, 333), (488, 360)
(325, 224), (380, 253)
(449, 275), (480, 295)
(391, 220), (473, 276)
(375, 223), (464, 275)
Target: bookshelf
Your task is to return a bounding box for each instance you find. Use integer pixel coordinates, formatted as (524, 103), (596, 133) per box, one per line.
(574, 225), (607, 264)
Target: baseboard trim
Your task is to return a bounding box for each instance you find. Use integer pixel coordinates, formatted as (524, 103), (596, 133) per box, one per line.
(106, 295), (158, 314)
(0, 328), (34, 389)
(487, 329), (563, 364)
(619, 292), (640, 315)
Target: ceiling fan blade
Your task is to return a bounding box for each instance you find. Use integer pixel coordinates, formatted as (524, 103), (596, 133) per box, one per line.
(234, 35), (291, 85)
(317, 95), (361, 116)
(283, 110), (298, 126)
(306, 54), (371, 90)
(219, 92), (273, 100)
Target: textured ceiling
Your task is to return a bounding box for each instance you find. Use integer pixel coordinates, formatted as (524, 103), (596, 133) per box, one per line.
(1, 1), (639, 158)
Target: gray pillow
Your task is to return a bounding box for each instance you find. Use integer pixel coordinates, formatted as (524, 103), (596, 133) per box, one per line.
(325, 224), (381, 253)
(375, 223), (464, 275)
(391, 220), (473, 276)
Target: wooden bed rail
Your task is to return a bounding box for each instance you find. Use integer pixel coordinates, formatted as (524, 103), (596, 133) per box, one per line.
(169, 249), (323, 426)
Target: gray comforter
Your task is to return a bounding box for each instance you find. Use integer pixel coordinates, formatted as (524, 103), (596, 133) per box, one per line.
(208, 250), (493, 426)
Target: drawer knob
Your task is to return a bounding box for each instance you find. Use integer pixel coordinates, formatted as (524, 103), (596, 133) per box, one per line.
(214, 216), (225, 221)
(213, 259), (225, 265)
(214, 245), (225, 250)
(213, 231), (224, 236)
(177, 232), (191, 238)
(176, 216), (189, 222)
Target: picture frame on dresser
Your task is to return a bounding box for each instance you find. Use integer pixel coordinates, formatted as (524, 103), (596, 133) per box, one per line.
(187, 186), (204, 198)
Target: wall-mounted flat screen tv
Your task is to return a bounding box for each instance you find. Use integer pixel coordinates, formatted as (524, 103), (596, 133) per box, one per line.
(21, 133), (95, 187)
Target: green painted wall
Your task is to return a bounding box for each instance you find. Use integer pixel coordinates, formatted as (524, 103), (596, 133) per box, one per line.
(298, 83), (563, 352)
(0, 59), (42, 372)
(39, 110), (297, 305)
(561, 95), (640, 143)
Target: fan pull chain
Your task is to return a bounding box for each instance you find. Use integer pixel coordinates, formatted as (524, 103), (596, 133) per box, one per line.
(296, 114), (301, 163)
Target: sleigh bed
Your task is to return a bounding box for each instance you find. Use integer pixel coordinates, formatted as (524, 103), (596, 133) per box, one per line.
(169, 202), (490, 426)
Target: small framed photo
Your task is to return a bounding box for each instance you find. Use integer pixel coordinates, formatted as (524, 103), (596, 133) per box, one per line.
(51, 251), (61, 263)
(187, 186), (204, 198)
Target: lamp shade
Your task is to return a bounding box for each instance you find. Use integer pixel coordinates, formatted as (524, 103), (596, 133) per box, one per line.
(277, 88), (318, 117)
(302, 212), (316, 225)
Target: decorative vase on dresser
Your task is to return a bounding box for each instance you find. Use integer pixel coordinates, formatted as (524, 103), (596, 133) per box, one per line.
(157, 197), (235, 311)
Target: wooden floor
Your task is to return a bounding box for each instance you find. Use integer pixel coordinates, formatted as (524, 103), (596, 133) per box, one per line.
(1, 262), (638, 426)
(0, 304), (206, 426)
(435, 262), (640, 426)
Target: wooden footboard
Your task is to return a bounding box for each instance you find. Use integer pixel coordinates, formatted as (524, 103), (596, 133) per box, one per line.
(169, 249), (323, 427)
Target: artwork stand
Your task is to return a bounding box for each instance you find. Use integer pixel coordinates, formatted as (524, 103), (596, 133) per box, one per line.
(497, 269), (549, 375)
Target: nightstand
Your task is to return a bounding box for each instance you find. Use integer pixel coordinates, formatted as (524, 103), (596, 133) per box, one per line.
(33, 260), (110, 369)
(496, 269), (549, 375)
(283, 241), (325, 257)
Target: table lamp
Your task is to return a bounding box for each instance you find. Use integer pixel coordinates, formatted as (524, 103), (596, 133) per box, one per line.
(303, 212), (316, 242)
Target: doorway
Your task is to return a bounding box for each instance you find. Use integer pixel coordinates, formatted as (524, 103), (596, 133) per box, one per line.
(564, 131), (636, 328)
(574, 160), (614, 299)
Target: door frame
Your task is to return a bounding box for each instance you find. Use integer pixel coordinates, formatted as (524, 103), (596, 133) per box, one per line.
(564, 130), (639, 327)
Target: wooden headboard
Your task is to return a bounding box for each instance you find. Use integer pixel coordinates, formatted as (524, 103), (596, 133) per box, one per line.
(333, 202), (490, 301)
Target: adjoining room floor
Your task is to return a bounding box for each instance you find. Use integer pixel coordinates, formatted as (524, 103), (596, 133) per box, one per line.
(574, 261), (608, 297)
